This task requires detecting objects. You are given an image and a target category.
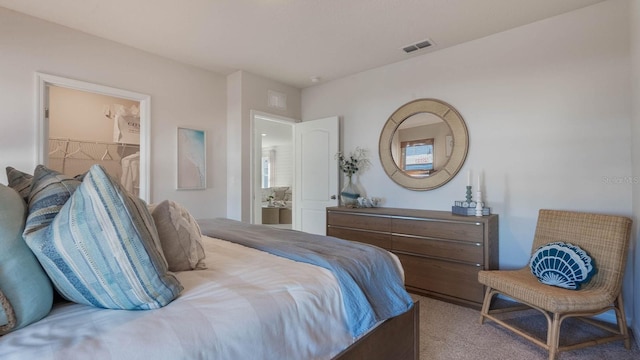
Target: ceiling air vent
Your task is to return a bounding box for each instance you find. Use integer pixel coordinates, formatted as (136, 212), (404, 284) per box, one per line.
(402, 39), (434, 54)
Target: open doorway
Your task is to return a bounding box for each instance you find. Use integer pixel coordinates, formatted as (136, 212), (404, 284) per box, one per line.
(251, 111), (295, 229)
(36, 73), (151, 202)
(47, 85), (141, 195)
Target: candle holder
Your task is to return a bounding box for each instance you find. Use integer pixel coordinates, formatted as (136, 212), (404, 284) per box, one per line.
(475, 191), (484, 217)
(465, 186), (472, 204)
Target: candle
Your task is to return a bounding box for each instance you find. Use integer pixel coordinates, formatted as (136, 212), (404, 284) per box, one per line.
(467, 170), (471, 186)
(477, 175), (481, 190)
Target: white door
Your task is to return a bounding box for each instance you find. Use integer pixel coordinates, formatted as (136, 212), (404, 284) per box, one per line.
(293, 116), (339, 234)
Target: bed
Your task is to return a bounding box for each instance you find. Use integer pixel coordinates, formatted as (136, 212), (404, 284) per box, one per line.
(0, 165), (419, 360)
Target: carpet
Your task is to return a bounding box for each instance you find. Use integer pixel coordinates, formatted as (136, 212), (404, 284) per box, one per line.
(413, 294), (639, 360)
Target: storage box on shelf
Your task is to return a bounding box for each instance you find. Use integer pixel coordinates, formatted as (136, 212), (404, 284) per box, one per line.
(326, 206), (498, 308)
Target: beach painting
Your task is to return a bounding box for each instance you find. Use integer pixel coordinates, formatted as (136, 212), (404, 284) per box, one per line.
(177, 127), (206, 189)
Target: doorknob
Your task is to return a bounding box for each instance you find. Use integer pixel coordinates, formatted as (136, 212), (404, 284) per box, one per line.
(330, 195), (336, 200)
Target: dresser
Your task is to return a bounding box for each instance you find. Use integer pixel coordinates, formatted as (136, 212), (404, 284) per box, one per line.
(326, 206), (499, 308)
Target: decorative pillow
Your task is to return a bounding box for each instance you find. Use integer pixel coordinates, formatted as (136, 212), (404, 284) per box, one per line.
(0, 289), (16, 334)
(151, 200), (206, 272)
(0, 183), (53, 335)
(23, 165), (81, 237)
(24, 164), (182, 310)
(73, 172), (87, 182)
(261, 187), (275, 202)
(272, 187), (289, 201)
(529, 242), (595, 290)
(5, 166), (33, 201)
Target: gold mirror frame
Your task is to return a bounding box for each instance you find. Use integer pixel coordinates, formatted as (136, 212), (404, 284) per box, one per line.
(379, 98), (469, 191)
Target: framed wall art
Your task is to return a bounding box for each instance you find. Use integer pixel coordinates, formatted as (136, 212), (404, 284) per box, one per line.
(177, 127), (206, 190)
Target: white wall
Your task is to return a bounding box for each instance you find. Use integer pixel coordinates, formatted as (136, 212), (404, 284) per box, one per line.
(630, 0), (640, 343)
(226, 71), (301, 221)
(302, 0), (634, 319)
(272, 144), (293, 187)
(49, 86), (139, 142)
(0, 7), (227, 219)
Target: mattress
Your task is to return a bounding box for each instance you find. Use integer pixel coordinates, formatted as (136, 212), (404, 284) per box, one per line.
(0, 236), (355, 360)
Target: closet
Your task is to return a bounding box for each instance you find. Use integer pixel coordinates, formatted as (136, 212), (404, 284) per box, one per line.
(47, 86), (141, 196)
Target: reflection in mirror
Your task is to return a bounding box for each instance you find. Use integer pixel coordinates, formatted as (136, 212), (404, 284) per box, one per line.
(391, 113), (451, 177)
(379, 98), (468, 191)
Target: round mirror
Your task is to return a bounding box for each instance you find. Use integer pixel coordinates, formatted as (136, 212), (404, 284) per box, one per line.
(379, 99), (468, 190)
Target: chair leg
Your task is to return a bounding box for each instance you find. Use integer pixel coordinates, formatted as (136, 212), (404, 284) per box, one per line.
(548, 312), (561, 360)
(479, 287), (494, 324)
(614, 294), (631, 350)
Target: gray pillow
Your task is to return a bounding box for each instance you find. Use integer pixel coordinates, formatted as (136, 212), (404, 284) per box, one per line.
(152, 200), (206, 272)
(272, 187), (289, 201)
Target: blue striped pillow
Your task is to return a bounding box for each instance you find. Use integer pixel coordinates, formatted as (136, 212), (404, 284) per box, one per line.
(23, 165), (81, 237)
(5, 167), (34, 202)
(24, 164), (182, 310)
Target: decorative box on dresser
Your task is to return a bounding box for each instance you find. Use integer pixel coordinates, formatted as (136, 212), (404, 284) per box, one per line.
(326, 206), (498, 308)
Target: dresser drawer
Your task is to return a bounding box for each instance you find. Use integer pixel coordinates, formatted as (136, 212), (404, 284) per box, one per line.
(392, 218), (483, 243)
(328, 227), (392, 250)
(392, 235), (484, 265)
(327, 206), (498, 308)
(327, 212), (390, 232)
(396, 253), (485, 304)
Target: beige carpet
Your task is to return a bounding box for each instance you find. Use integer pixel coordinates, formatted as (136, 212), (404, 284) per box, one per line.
(412, 294), (640, 360)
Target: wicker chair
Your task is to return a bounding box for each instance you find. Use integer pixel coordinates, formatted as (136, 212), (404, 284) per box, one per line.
(478, 209), (632, 360)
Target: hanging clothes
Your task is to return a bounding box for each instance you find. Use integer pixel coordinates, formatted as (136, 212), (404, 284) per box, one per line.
(121, 151), (140, 196)
(106, 104), (140, 145)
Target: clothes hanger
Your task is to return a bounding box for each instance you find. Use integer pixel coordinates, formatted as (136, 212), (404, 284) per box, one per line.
(65, 143), (95, 159)
(101, 145), (114, 161)
(48, 139), (69, 157)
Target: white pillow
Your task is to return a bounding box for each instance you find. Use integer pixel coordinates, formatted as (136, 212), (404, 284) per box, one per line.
(151, 200), (206, 271)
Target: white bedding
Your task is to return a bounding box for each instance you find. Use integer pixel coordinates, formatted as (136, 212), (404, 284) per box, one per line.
(0, 236), (355, 360)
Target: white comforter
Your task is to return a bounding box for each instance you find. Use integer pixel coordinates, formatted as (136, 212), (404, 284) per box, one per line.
(0, 236), (354, 360)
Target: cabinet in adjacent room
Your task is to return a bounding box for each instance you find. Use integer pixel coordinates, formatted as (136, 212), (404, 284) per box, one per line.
(326, 206), (499, 308)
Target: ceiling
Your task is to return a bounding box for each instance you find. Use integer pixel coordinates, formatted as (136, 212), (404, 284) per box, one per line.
(0, 0), (605, 89)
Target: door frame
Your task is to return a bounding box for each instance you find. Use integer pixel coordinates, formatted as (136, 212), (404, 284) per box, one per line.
(249, 110), (297, 224)
(36, 72), (152, 202)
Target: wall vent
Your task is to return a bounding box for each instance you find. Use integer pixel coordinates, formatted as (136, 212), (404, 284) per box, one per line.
(403, 38), (434, 54)
(267, 90), (287, 110)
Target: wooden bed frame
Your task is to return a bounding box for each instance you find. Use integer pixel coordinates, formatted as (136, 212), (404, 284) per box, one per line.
(334, 300), (420, 360)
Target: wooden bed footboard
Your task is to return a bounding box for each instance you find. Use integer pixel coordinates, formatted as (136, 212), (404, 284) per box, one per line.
(333, 300), (420, 360)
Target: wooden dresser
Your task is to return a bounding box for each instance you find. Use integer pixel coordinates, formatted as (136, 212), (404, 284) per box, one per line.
(326, 206), (499, 308)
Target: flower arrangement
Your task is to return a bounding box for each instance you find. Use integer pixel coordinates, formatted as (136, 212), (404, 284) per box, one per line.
(335, 147), (371, 179)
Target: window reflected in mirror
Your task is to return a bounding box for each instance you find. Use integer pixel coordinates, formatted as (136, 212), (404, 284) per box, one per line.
(390, 112), (451, 178)
(401, 138), (433, 176)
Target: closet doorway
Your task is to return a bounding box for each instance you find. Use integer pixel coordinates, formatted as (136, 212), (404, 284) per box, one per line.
(36, 73), (151, 202)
